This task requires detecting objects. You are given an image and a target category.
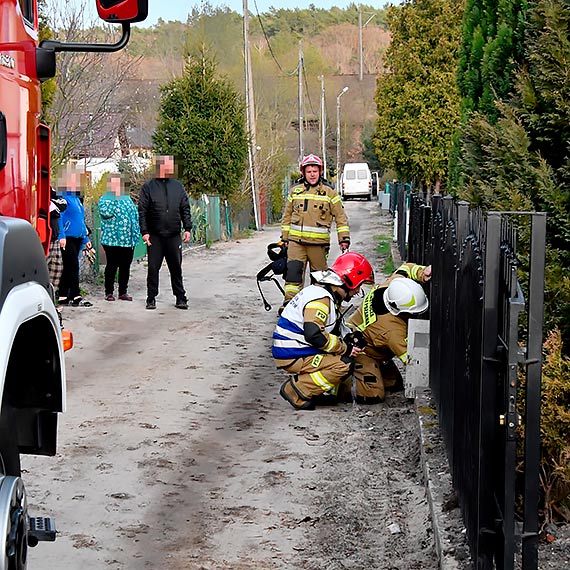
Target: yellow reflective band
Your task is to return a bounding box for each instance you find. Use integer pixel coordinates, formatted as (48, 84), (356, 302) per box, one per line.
(285, 284), (301, 294)
(331, 195), (342, 203)
(306, 301), (329, 313)
(289, 229), (332, 239)
(397, 264), (412, 277)
(323, 334), (339, 352)
(289, 194), (331, 202)
(311, 354), (323, 367)
(336, 226), (350, 233)
(282, 224), (290, 231)
(358, 288), (378, 331)
(310, 370), (335, 390)
(398, 352), (408, 364)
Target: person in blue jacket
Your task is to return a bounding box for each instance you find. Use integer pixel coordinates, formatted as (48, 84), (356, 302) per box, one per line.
(57, 165), (93, 306)
(98, 173), (140, 301)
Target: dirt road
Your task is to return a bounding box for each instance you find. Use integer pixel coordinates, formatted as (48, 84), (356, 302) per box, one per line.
(24, 200), (438, 569)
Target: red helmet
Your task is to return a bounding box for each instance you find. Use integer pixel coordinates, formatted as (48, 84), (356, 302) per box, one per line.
(329, 252), (375, 290)
(299, 154), (323, 174)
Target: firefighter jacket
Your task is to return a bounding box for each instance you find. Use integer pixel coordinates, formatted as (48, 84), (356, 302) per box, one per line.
(272, 284), (347, 360)
(280, 181), (350, 246)
(346, 263), (429, 364)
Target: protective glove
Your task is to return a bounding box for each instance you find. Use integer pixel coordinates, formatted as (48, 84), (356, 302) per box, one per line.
(344, 330), (367, 349)
(280, 239), (289, 248)
(339, 240), (350, 253)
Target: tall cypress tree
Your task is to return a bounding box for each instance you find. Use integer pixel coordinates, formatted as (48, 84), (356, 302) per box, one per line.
(153, 45), (248, 199)
(457, 0), (528, 121)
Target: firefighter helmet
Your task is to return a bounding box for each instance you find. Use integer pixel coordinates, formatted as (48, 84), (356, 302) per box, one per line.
(299, 154), (324, 174)
(312, 252), (375, 290)
(383, 277), (428, 316)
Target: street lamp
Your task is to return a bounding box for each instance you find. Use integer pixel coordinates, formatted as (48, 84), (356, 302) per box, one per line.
(336, 86), (349, 184)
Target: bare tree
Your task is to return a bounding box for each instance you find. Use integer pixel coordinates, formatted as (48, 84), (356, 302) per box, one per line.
(44, 0), (142, 168)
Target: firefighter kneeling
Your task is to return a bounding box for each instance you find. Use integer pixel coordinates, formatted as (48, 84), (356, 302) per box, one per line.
(342, 263), (431, 403)
(273, 252), (374, 410)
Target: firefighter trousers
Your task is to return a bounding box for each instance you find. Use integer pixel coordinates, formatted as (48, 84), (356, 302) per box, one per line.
(276, 353), (352, 410)
(282, 241), (329, 305)
(340, 354), (403, 404)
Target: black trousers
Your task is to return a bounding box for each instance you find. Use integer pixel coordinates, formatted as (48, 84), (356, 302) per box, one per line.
(146, 234), (187, 301)
(59, 236), (84, 299)
(102, 245), (134, 296)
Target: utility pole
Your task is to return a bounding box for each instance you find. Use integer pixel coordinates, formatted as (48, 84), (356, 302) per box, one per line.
(243, 0), (260, 230)
(336, 86), (349, 181)
(358, 4), (376, 81)
(298, 40), (304, 163)
(319, 75), (327, 177)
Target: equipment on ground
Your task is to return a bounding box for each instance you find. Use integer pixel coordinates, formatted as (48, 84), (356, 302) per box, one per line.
(257, 242), (288, 311)
(0, 1), (146, 566)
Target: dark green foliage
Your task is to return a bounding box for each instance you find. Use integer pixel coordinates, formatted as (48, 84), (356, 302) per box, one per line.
(457, 0), (527, 120)
(373, 0), (462, 187)
(152, 46), (248, 200)
(459, 0), (570, 351)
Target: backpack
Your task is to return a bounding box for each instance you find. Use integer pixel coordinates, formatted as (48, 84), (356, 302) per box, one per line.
(256, 242), (288, 311)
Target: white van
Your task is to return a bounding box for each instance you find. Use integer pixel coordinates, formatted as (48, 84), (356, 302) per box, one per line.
(340, 162), (372, 200)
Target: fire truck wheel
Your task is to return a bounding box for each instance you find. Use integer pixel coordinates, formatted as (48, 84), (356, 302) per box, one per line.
(0, 476), (28, 570)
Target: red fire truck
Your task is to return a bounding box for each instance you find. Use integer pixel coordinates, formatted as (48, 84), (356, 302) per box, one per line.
(0, 1), (147, 567)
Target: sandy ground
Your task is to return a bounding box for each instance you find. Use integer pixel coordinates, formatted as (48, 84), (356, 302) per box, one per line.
(21, 200), (439, 569)
(21, 198), (569, 569)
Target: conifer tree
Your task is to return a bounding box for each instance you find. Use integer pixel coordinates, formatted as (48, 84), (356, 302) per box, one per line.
(153, 45), (248, 199)
(373, 0), (462, 188)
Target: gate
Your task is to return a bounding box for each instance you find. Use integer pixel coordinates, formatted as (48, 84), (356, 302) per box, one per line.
(408, 193), (546, 569)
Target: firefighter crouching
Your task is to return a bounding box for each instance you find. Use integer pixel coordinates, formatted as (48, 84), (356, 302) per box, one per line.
(342, 263), (432, 404)
(279, 154), (350, 313)
(273, 252), (374, 410)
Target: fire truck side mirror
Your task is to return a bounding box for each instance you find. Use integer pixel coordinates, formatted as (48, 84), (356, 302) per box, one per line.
(96, 0), (148, 23)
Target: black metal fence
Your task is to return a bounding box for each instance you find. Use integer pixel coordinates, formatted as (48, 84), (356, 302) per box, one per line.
(405, 193), (546, 570)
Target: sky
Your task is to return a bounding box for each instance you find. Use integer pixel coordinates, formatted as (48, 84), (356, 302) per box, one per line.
(139, 2), (377, 26)
(71, 1), (390, 28)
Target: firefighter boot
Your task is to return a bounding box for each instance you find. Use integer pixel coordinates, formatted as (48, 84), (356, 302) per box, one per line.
(279, 376), (315, 410)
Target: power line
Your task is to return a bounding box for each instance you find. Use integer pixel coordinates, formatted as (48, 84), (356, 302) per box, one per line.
(252, 0), (297, 76)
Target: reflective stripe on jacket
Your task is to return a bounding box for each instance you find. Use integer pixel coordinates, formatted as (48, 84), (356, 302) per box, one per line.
(281, 182), (349, 245)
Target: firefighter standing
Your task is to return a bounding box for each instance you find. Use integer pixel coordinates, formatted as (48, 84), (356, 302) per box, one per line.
(273, 252), (374, 410)
(343, 263), (432, 403)
(280, 154), (350, 313)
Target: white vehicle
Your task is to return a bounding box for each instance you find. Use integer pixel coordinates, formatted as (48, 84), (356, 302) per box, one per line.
(340, 163), (372, 201)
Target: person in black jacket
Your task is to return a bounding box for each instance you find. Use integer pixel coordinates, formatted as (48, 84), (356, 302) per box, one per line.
(138, 155), (192, 310)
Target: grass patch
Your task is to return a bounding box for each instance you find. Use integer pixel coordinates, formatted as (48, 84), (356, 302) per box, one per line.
(375, 234), (396, 275)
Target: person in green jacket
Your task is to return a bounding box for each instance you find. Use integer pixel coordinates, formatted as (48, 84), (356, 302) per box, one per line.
(98, 173), (141, 301)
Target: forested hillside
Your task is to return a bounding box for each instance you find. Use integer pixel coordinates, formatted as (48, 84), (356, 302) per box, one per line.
(120, 4), (390, 168)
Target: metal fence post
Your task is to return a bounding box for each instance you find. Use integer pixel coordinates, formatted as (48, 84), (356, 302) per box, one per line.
(522, 213), (546, 569)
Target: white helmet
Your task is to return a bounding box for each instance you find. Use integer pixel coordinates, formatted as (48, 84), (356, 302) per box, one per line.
(383, 277), (428, 316)
(311, 269), (344, 287)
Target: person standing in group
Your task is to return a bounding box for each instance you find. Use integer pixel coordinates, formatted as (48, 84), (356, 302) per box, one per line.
(274, 252), (374, 411)
(279, 153), (350, 314)
(57, 165), (93, 307)
(98, 173), (140, 302)
(138, 155), (192, 310)
(47, 186), (67, 294)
